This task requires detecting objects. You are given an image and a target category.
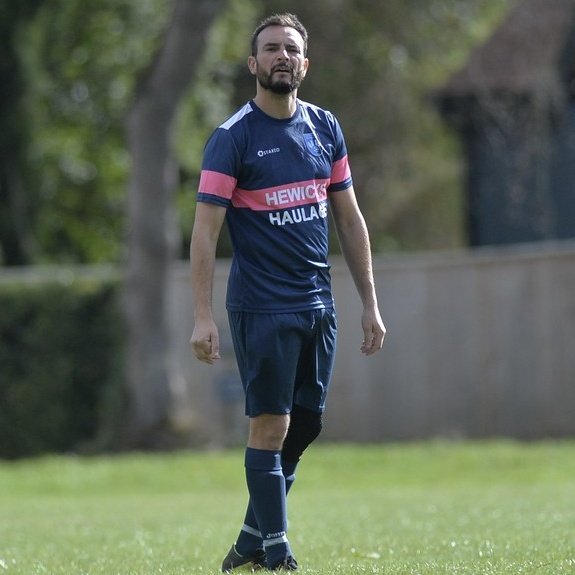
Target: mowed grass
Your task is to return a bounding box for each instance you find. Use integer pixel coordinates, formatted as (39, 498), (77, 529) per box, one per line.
(1, 441), (574, 574)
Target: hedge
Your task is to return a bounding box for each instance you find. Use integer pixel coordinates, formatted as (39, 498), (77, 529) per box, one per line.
(0, 269), (126, 459)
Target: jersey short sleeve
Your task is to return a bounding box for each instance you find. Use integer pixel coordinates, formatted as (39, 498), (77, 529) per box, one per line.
(197, 129), (240, 208)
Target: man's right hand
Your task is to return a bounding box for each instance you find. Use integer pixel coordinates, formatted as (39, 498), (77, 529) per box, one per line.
(190, 320), (221, 364)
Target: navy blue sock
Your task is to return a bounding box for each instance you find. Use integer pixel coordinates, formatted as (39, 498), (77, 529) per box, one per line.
(244, 448), (292, 568)
(234, 497), (262, 556)
(235, 459), (298, 555)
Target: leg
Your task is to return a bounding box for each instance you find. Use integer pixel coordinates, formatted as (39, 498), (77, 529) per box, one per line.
(280, 405), (323, 510)
(245, 407), (321, 570)
(223, 414), (291, 572)
(225, 311), (327, 571)
(244, 414), (294, 569)
(234, 406), (322, 559)
(248, 413), (290, 450)
(281, 404), (323, 464)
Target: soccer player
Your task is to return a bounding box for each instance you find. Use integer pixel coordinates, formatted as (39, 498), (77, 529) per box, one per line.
(190, 13), (386, 572)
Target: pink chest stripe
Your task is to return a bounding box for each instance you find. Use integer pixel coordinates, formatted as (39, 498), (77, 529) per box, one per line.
(232, 179), (331, 211)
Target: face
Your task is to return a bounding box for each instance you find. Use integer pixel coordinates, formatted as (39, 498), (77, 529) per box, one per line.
(248, 26), (309, 95)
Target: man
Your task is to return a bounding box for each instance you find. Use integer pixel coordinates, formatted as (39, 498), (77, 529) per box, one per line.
(190, 13), (386, 572)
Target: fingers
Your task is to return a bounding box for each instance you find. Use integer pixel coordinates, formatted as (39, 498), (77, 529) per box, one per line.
(361, 324), (386, 356)
(208, 331), (220, 361)
(191, 333), (220, 365)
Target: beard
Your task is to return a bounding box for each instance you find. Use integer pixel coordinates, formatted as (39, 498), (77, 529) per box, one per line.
(256, 64), (305, 95)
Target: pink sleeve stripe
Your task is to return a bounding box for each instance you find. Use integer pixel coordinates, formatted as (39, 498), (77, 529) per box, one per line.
(232, 179), (330, 211)
(331, 156), (351, 184)
(199, 170), (237, 200)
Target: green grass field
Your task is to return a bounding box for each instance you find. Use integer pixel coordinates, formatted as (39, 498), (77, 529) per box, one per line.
(1, 441), (574, 574)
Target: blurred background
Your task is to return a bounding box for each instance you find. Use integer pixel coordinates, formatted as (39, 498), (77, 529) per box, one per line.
(1, 0), (574, 458)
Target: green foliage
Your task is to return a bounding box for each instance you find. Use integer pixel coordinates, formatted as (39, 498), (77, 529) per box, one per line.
(175, 0), (260, 172)
(0, 272), (126, 458)
(0, 0), (46, 265)
(268, 0), (514, 252)
(0, 442), (574, 573)
(15, 0), (171, 263)
(2, 0), (516, 263)
(174, 0), (260, 256)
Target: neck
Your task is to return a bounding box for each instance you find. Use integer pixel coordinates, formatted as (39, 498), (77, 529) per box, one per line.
(253, 89), (298, 119)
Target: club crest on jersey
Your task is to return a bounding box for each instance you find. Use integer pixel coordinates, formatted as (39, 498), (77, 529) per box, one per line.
(303, 133), (322, 157)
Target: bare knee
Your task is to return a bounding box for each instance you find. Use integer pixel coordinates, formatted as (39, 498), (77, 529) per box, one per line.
(248, 414), (290, 451)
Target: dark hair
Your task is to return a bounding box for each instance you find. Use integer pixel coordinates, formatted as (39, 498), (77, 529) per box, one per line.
(250, 13), (308, 57)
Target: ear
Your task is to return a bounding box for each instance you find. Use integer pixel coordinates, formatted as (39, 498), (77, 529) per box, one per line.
(247, 55), (257, 76)
(301, 57), (310, 78)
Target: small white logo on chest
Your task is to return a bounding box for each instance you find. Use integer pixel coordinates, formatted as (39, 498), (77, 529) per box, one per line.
(257, 148), (281, 157)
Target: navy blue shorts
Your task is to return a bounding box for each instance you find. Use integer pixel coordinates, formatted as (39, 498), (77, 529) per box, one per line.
(228, 309), (337, 417)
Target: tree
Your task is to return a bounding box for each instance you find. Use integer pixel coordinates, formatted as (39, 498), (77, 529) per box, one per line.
(232, 0), (512, 252)
(2, 0), (512, 267)
(4, 0), (171, 265)
(1, 0), (514, 449)
(122, 0), (229, 447)
(0, 0), (46, 264)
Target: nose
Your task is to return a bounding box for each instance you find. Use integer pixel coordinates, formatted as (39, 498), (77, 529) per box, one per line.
(277, 46), (289, 60)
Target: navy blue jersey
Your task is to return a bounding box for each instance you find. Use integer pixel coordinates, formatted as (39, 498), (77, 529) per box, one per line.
(197, 99), (353, 312)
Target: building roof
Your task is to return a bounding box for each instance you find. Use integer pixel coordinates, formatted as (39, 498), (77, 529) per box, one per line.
(437, 0), (575, 99)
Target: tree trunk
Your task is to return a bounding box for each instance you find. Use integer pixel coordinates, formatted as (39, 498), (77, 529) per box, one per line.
(123, 0), (227, 448)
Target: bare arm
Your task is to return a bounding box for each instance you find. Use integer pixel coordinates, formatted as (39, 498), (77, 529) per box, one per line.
(330, 187), (386, 355)
(190, 202), (227, 364)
